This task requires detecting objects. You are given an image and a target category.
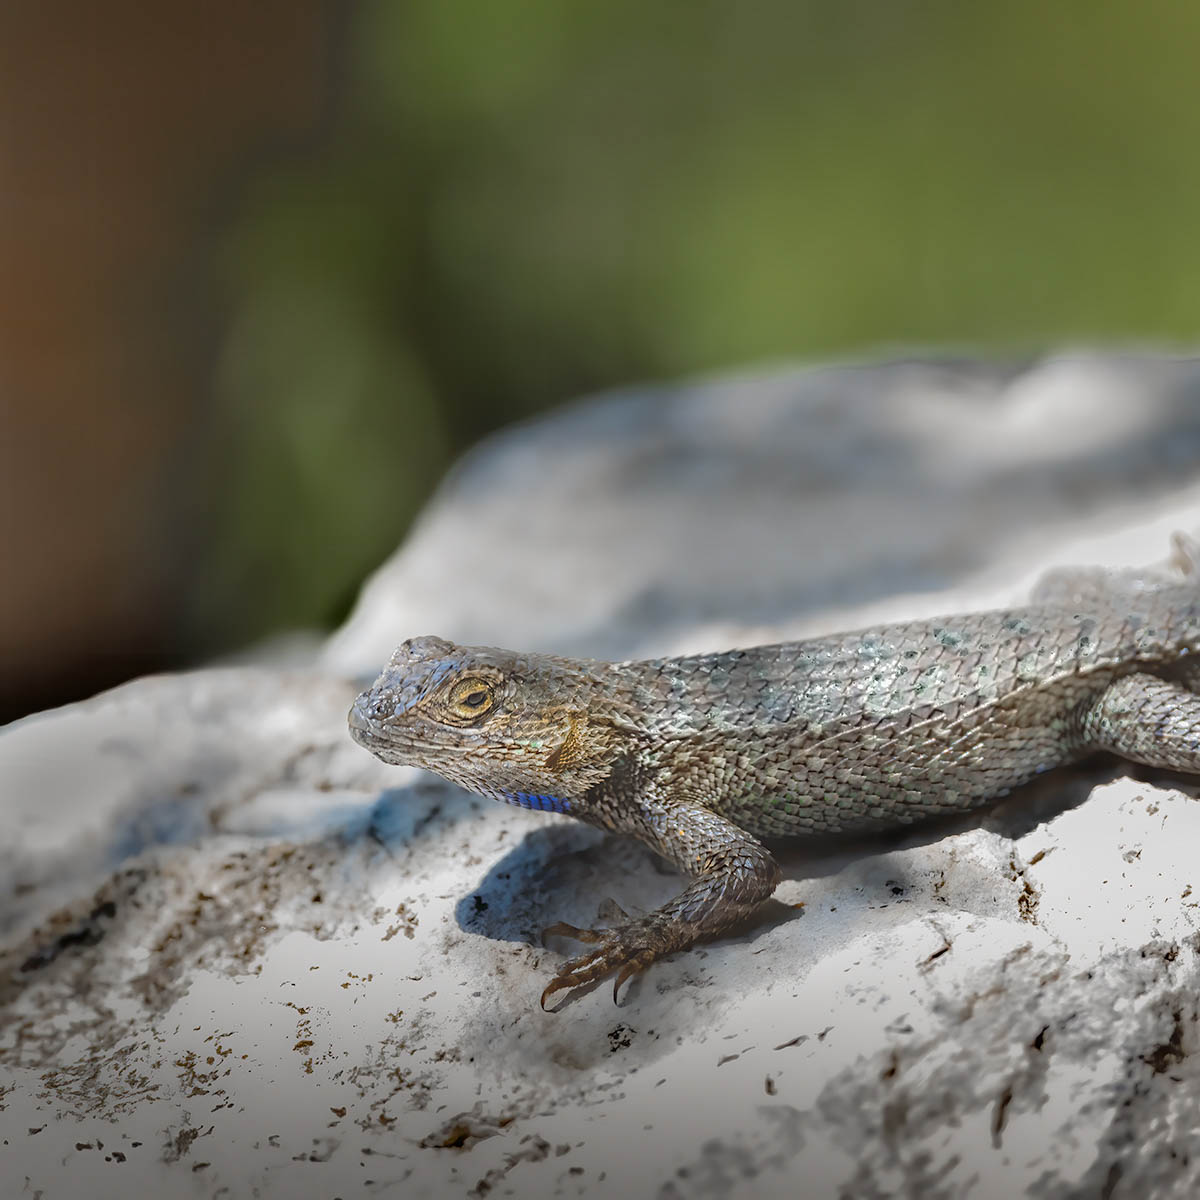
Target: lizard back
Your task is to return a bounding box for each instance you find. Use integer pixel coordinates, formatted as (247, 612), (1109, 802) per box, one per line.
(614, 582), (1200, 740)
(600, 580), (1200, 836)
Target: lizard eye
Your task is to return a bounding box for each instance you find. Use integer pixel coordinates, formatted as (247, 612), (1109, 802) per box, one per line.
(448, 678), (495, 718)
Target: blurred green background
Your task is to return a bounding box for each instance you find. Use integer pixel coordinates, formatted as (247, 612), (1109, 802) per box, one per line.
(5, 0), (1200, 719)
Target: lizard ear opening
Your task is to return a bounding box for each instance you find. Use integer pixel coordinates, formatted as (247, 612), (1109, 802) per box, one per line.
(544, 716), (586, 772)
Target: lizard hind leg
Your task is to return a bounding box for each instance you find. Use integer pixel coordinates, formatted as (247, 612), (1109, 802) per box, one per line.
(1031, 533), (1200, 608)
(1170, 530), (1200, 577)
(1080, 672), (1200, 773)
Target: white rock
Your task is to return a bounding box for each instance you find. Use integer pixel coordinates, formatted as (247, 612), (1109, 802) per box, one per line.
(4, 352), (1200, 1199)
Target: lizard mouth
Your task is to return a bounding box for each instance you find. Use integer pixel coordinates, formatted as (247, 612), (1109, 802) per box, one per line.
(347, 700), (465, 766)
(348, 697), (509, 777)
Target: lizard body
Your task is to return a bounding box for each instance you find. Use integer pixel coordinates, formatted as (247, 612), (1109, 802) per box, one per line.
(348, 539), (1200, 1006)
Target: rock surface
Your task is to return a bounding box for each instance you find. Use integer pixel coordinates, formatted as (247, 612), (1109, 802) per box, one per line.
(4, 352), (1200, 1199)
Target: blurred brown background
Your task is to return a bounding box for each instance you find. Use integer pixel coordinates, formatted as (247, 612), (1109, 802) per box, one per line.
(4, 1), (1200, 723)
(1, 3), (338, 720)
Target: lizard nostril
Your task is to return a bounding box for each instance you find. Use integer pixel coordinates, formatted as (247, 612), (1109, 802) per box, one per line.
(348, 694), (388, 729)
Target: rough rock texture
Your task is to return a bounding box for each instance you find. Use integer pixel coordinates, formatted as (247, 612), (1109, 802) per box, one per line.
(5, 351), (1200, 1199)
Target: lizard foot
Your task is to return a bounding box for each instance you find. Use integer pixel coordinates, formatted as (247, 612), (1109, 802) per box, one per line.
(539, 919), (674, 1009)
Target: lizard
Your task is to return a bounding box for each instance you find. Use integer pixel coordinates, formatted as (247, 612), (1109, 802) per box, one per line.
(347, 535), (1200, 1008)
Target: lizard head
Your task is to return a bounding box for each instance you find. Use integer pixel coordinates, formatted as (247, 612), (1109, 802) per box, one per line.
(348, 636), (628, 809)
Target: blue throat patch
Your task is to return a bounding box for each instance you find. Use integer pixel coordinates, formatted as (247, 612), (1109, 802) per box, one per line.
(503, 791), (572, 814)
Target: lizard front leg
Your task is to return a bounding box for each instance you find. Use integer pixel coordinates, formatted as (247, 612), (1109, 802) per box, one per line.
(540, 801), (781, 1008)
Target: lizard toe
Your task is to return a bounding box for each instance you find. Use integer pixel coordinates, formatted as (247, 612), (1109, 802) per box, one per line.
(539, 944), (615, 1009)
(541, 920), (608, 946)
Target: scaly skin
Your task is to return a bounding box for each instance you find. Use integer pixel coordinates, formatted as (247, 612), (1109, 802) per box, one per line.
(348, 537), (1200, 1007)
